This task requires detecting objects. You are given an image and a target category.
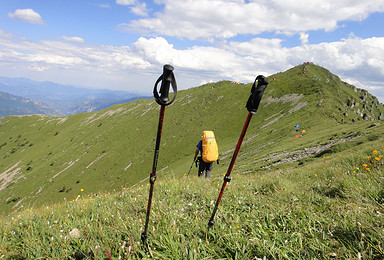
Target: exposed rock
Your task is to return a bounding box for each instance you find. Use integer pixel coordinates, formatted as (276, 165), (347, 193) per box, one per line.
(260, 136), (361, 168)
(264, 94), (304, 105)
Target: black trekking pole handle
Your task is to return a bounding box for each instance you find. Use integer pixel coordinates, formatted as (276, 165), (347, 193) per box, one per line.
(207, 75), (268, 228)
(153, 64), (177, 106)
(141, 65), (177, 246)
(246, 75), (269, 114)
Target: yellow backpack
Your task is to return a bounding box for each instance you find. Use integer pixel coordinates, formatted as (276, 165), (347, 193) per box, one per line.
(202, 131), (219, 163)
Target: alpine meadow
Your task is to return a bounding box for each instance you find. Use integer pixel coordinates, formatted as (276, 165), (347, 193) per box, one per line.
(1, 63), (384, 259)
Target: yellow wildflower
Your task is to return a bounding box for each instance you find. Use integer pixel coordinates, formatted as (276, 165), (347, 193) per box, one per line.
(375, 157), (380, 161)
(365, 168), (370, 171)
(373, 150), (378, 154)
(363, 164), (368, 167)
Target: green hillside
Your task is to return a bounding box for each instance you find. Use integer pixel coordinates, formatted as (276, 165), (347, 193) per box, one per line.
(1, 63), (384, 258)
(0, 63), (383, 216)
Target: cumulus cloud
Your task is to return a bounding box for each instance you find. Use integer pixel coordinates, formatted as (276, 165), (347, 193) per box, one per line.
(98, 3), (111, 8)
(123, 0), (384, 40)
(116, 0), (148, 16)
(62, 36), (85, 43)
(130, 2), (148, 16)
(133, 37), (244, 78)
(1, 31), (384, 96)
(131, 35), (384, 98)
(299, 33), (309, 45)
(8, 9), (45, 25)
(116, 0), (136, 5)
(0, 33), (151, 74)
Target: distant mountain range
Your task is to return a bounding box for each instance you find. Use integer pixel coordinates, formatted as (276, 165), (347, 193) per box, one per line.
(0, 91), (59, 117)
(0, 76), (149, 117)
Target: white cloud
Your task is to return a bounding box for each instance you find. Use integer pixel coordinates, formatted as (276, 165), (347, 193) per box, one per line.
(116, 0), (149, 16)
(131, 2), (148, 16)
(0, 33), (151, 73)
(116, 0), (136, 5)
(8, 9), (45, 25)
(62, 36), (85, 43)
(1, 29), (384, 101)
(124, 0), (384, 40)
(133, 37), (243, 78)
(299, 33), (309, 45)
(98, 3), (111, 8)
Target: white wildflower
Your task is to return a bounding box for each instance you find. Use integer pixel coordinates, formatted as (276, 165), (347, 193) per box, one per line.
(69, 228), (81, 239)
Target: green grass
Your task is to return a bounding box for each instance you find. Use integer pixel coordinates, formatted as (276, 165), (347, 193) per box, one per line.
(1, 141), (383, 259)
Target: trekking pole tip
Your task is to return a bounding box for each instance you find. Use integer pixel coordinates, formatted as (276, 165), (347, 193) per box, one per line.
(141, 232), (147, 244)
(208, 219), (215, 227)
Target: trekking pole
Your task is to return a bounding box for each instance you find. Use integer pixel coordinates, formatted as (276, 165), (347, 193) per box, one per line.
(187, 158), (195, 175)
(207, 75), (268, 228)
(141, 64), (177, 245)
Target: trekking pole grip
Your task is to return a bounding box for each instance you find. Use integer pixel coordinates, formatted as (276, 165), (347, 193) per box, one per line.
(246, 75), (268, 114)
(153, 64), (177, 106)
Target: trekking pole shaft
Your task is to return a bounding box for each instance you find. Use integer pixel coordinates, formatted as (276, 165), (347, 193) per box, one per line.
(187, 159), (194, 175)
(208, 112), (253, 227)
(142, 105), (166, 243)
(225, 112), (253, 177)
(151, 105), (166, 175)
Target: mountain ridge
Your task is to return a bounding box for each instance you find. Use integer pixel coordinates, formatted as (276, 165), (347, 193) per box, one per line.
(0, 63), (383, 215)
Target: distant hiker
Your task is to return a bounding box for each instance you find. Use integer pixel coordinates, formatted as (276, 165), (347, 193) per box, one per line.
(193, 131), (219, 178)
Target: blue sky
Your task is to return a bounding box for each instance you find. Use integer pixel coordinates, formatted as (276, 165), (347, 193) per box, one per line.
(1, 0), (384, 102)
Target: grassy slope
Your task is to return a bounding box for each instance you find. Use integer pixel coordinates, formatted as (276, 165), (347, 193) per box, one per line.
(1, 64), (384, 215)
(0, 133), (383, 259)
